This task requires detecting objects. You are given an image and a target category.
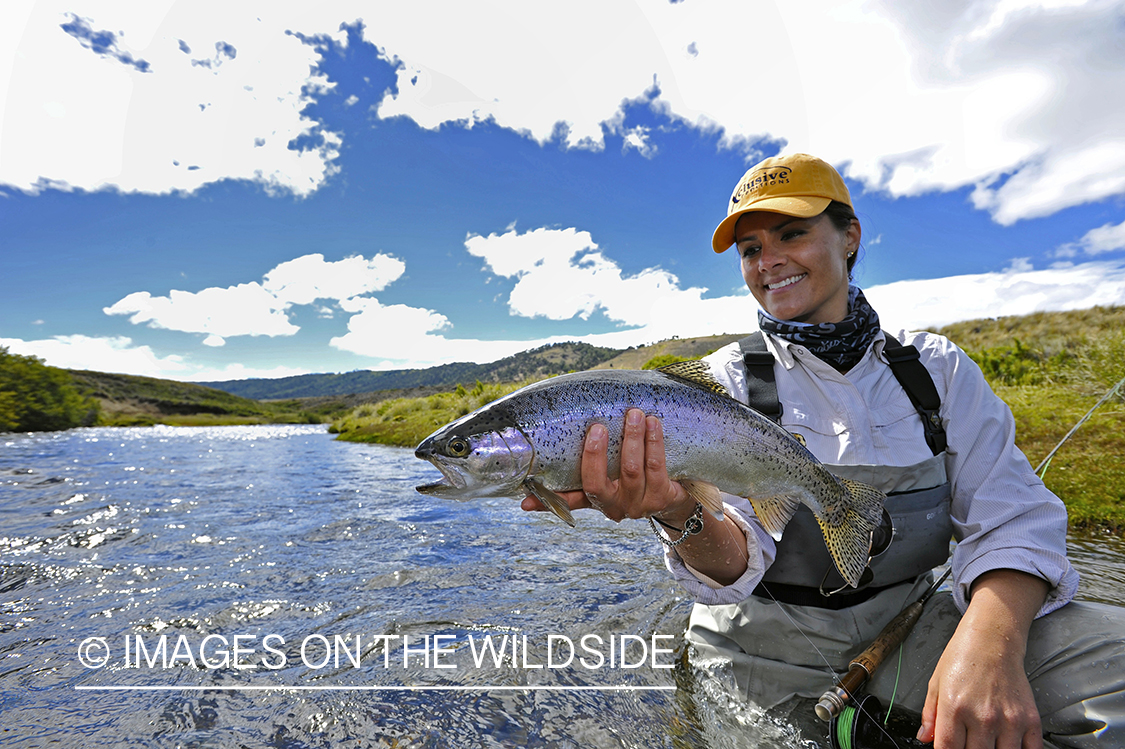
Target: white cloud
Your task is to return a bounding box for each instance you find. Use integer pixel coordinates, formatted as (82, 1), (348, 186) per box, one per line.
(1056, 219), (1125, 258)
(464, 226), (717, 328)
(104, 284), (297, 345)
(865, 259), (1125, 331)
(1, 1), (343, 196)
(5, 1), (1124, 221)
(104, 252), (405, 345)
(329, 296), (515, 367)
(1, 334), (189, 376)
(0, 334), (319, 382)
(262, 252), (406, 306)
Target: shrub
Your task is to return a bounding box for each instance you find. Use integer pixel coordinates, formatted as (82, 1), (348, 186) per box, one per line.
(0, 347), (100, 431)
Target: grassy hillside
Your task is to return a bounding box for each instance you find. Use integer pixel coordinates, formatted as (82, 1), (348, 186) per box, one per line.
(933, 305), (1125, 357)
(328, 380), (533, 446)
(930, 306), (1125, 530)
(67, 370), (334, 427)
(201, 342), (620, 400)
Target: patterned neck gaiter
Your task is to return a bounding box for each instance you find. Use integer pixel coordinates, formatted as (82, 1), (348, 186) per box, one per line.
(757, 286), (881, 371)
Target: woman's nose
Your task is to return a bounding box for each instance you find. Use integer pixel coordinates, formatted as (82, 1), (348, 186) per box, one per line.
(757, 241), (784, 270)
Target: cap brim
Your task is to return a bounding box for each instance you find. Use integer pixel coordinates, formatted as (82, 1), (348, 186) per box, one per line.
(710, 196), (833, 253)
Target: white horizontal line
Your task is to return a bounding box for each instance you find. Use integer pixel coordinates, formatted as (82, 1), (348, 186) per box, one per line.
(76, 685), (675, 692)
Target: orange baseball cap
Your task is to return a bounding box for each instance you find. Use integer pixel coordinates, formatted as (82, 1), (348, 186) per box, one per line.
(711, 153), (852, 253)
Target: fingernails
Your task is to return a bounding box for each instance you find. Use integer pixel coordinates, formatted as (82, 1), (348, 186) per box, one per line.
(627, 409), (643, 426)
(587, 423), (605, 450)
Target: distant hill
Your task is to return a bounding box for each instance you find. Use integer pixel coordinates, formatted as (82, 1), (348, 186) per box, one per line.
(67, 369), (328, 426)
(200, 341), (621, 400)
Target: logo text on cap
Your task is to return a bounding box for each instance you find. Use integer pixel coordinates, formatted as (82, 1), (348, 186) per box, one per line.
(732, 166), (792, 205)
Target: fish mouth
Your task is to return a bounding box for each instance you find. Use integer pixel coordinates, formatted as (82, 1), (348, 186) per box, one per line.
(414, 453), (469, 494)
(415, 480), (456, 496)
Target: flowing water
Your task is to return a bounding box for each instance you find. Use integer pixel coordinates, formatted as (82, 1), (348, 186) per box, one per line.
(1, 425), (1122, 748)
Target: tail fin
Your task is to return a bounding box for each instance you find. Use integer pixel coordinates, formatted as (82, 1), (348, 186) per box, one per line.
(815, 478), (886, 588)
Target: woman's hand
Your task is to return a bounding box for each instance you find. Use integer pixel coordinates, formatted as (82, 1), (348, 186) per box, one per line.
(521, 408), (750, 585)
(918, 570), (1049, 748)
(519, 408), (694, 523)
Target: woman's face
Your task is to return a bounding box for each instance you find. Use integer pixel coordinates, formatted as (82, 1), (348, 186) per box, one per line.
(734, 210), (860, 324)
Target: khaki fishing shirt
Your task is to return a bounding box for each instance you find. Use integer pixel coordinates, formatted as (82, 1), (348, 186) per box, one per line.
(664, 328), (1078, 616)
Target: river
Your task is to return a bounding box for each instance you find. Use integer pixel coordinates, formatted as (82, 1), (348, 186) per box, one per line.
(2, 425), (1122, 748)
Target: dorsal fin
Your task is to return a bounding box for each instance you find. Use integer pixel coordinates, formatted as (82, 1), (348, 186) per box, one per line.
(656, 360), (730, 396)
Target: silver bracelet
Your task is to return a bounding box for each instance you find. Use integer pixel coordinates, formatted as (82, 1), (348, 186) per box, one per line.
(649, 503), (705, 548)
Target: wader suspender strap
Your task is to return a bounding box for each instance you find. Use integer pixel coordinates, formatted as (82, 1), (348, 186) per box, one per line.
(880, 337), (947, 456)
(737, 331), (947, 456)
(737, 332), (782, 424)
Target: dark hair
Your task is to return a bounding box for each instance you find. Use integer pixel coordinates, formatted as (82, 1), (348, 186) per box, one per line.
(823, 200), (860, 276)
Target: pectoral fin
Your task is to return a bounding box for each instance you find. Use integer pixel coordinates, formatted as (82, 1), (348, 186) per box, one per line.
(524, 478), (576, 527)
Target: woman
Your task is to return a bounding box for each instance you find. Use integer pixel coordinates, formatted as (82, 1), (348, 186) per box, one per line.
(523, 153), (1124, 748)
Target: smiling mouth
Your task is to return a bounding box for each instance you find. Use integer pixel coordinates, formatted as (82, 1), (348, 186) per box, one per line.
(766, 273), (806, 291)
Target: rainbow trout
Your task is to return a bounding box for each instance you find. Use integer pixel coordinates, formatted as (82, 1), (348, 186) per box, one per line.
(414, 362), (885, 587)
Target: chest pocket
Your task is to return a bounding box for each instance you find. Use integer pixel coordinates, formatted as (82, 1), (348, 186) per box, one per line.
(737, 331), (947, 455)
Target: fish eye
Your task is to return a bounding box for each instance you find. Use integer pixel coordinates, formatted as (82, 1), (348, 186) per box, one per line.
(447, 437), (470, 457)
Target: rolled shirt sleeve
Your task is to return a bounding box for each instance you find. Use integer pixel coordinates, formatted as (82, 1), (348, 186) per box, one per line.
(917, 333), (1079, 615)
(660, 493), (776, 606)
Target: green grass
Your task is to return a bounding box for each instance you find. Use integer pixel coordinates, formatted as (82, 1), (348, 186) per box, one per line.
(329, 380), (535, 446)
(1001, 384), (1125, 531)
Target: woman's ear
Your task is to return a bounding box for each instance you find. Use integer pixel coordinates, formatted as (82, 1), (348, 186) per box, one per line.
(846, 218), (861, 255)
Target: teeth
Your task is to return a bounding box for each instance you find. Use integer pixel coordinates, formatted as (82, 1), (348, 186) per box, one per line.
(767, 273), (806, 290)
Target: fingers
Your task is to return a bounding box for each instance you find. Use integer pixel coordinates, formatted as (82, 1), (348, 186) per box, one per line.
(643, 415), (684, 511)
(525, 409), (683, 524)
(616, 409), (648, 508)
(579, 421), (612, 497)
(918, 684), (938, 744)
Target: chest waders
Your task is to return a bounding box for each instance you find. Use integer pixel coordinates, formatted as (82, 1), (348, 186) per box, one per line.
(738, 332), (954, 747)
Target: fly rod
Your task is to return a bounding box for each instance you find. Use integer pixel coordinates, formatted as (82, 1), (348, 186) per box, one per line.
(815, 568), (952, 722)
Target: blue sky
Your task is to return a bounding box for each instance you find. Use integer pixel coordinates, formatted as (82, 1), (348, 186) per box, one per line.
(3, 1), (1125, 382)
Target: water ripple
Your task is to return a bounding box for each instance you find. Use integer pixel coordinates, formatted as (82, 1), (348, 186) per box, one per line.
(1, 425), (1121, 747)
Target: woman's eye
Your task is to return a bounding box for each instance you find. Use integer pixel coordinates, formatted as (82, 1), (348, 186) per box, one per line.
(739, 246), (760, 258)
(782, 230), (804, 240)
